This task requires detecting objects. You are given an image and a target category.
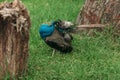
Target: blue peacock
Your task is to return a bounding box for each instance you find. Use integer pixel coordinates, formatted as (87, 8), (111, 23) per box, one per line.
(39, 19), (74, 55)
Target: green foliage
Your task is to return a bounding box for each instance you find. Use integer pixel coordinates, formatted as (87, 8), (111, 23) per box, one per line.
(1, 0), (120, 80)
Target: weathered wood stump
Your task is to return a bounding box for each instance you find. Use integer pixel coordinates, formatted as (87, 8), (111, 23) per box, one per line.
(76, 0), (120, 35)
(0, 0), (31, 79)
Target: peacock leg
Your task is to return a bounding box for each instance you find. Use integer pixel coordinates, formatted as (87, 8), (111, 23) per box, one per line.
(52, 49), (56, 56)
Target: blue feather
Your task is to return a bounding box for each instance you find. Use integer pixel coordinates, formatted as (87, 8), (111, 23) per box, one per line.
(39, 23), (54, 40)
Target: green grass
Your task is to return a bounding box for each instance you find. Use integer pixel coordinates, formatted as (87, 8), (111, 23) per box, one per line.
(1, 0), (120, 80)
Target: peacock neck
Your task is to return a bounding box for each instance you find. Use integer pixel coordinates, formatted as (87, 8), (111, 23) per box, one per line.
(39, 23), (55, 40)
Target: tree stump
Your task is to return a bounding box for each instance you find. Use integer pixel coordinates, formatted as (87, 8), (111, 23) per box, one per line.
(0, 0), (31, 79)
(76, 0), (120, 34)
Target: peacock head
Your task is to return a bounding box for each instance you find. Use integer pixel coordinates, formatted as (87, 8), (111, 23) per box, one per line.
(39, 23), (55, 40)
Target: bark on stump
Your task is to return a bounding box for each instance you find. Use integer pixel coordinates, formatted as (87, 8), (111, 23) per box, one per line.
(76, 0), (120, 35)
(0, 0), (31, 79)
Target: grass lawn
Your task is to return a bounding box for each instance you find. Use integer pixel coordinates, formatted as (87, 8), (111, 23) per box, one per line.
(2, 0), (120, 80)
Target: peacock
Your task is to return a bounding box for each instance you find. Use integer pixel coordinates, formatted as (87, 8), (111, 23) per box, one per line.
(39, 19), (74, 56)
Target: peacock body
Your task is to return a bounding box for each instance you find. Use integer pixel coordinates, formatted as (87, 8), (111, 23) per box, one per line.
(39, 20), (73, 53)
